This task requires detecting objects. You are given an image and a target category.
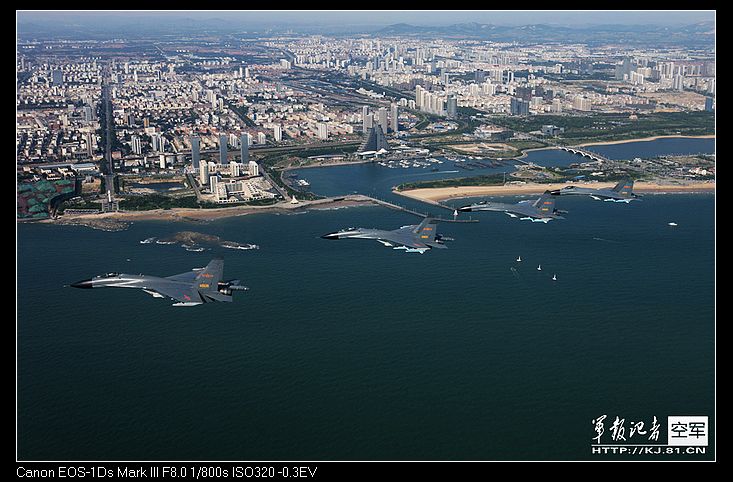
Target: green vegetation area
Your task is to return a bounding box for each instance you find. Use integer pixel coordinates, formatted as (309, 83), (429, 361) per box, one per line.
(118, 195), (215, 210)
(256, 144), (360, 169)
(396, 165), (648, 191)
(18, 179), (77, 219)
(396, 174), (506, 191)
(227, 101), (257, 128)
(59, 197), (101, 212)
(240, 197), (280, 206)
(487, 111), (714, 145)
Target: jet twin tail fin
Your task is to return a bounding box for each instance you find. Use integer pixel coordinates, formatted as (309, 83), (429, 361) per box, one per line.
(413, 217), (438, 242)
(534, 191), (556, 215)
(195, 258), (223, 293)
(612, 179), (635, 196)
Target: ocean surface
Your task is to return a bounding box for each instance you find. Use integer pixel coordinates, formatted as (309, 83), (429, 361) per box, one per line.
(18, 138), (715, 460)
(292, 137), (715, 212)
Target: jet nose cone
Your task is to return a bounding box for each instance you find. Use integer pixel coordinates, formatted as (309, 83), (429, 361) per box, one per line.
(70, 279), (93, 289)
(321, 232), (339, 239)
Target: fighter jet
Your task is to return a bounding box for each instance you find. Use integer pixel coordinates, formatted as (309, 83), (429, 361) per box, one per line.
(549, 179), (639, 203)
(321, 217), (452, 254)
(70, 258), (247, 306)
(458, 191), (566, 223)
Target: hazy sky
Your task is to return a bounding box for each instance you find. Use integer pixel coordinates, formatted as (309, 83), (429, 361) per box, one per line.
(18, 10), (715, 28)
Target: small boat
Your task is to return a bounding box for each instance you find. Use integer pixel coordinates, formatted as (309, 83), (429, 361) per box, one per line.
(537, 264), (542, 271)
(552, 274), (557, 281)
(516, 256), (522, 262)
(668, 222), (678, 226)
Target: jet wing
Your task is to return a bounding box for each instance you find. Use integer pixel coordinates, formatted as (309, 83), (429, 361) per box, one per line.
(505, 205), (539, 218)
(165, 270), (201, 282)
(146, 280), (204, 304)
(377, 229), (428, 249)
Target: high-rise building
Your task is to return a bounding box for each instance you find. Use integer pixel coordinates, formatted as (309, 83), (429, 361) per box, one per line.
(572, 96), (592, 112)
(131, 135), (142, 155)
(446, 95), (458, 119)
(673, 74), (685, 91)
(219, 135), (228, 165)
(191, 135), (200, 170)
(515, 86), (532, 101)
(199, 161), (209, 185)
(257, 132), (267, 144)
(228, 133), (240, 149)
(86, 132), (93, 157)
(209, 175), (219, 194)
(377, 108), (388, 135)
(273, 125), (282, 142)
(362, 106), (370, 132)
(248, 161), (259, 177)
(415, 85), (424, 109)
(230, 162), (241, 177)
(359, 125), (389, 152)
(240, 133), (249, 162)
(52, 69), (63, 86)
(704, 96), (714, 112)
(552, 98), (563, 113)
(390, 103), (399, 133)
(510, 97), (530, 116)
(317, 123), (328, 140)
(151, 133), (162, 152)
(475, 69), (486, 83)
(364, 113), (373, 130)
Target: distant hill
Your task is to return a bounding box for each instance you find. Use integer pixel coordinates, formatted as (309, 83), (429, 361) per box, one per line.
(376, 21), (715, 47)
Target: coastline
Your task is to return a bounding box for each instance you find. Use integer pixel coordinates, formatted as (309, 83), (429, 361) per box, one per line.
(394, 181), (716, 203)
(573, 134), (715, 148)
(30, 196), (378, 230)
(282, 159), (372, 171)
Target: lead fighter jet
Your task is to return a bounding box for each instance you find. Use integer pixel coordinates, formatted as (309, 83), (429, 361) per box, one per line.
(71, 258), (247, 306)
(458, 191), (566, 223)
(321, 217), (453, 254)
(549, 179), (640, 203)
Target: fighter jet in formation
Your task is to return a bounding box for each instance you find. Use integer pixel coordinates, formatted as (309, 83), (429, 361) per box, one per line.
(321, 217), (453, 254)
(458, 191), (566, 223)
(549, 179), (640, 203)
(71, 258), (247, 306)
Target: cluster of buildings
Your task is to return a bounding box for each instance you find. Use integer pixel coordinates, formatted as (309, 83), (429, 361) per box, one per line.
(273, 36), (715, 117)
(190, 133), (276, 203)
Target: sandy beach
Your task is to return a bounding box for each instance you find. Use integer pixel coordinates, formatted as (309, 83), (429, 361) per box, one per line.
(37, 196), (374, 229)
(395, 181), (716, 203)
(574, 134), (715, 148)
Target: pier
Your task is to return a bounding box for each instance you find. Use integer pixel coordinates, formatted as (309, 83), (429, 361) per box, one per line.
(348, 194), (479, 223)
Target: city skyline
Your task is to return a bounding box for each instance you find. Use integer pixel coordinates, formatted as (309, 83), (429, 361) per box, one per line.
(18, 10), (715, 32)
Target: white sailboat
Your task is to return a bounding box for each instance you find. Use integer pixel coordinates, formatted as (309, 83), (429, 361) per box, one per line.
(537, 264), (542, 271)
(552, 274), (557, 281)
(516, 255), (522, 262)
